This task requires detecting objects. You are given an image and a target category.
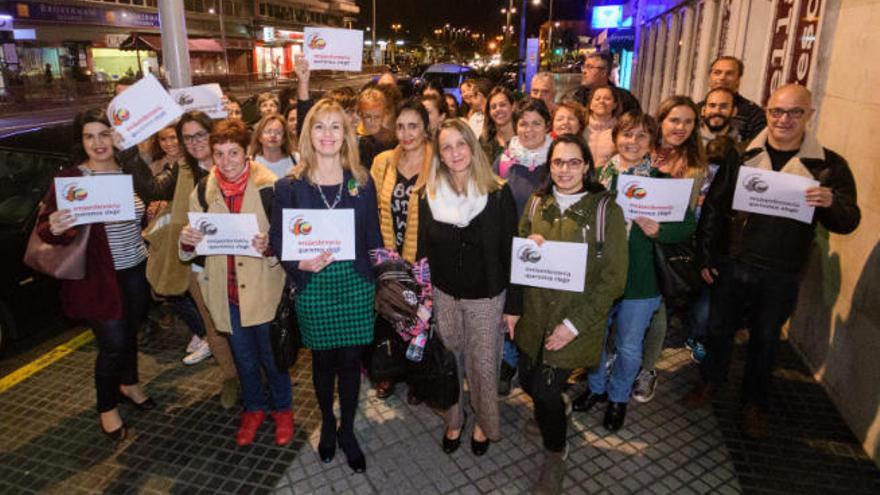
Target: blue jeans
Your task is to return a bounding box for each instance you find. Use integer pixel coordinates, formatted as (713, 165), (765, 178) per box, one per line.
(588, 296), (662, 403)
(173, 293), (205, 338)
(688, 285), (711, 341)
(226, 305), (292, 412)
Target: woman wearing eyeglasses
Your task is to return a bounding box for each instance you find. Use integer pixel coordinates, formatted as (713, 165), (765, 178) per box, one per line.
(505, 134), (627, 494)
(250, 115), (296, 178)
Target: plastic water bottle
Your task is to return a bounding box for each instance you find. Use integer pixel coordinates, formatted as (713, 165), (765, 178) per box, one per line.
(406, 332), (428, 362)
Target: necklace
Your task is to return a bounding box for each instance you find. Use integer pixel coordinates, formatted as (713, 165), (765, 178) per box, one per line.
(315, 181), (344, 209)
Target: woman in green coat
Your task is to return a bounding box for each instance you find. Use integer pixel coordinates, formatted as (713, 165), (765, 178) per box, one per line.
(504, 134), (628, 494)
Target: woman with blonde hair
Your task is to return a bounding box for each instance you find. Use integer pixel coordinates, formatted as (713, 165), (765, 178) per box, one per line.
(584, 86), (621, 169)
(357, 85), (398, 169)
(270, 98), (381, 472)
(257, 92), (280, 118)
(419, 118), (518, 456)
(249, 114), (296, 178)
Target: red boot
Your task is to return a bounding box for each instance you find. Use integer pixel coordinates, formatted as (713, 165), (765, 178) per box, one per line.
(236, 410), (266, 446)
(272, 410), (295, 446)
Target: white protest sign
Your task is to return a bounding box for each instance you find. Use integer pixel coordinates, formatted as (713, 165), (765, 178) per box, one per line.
(303, 27), (364, 72)
(280, 209), (356, 261)
(615, 176), (694, 222)
(510, 237), (588, 292)
(55, 175), (136, 226)
(107, 73), (183, 149)
(187, 212), (262, 257)
(732, 167), (819, 224)
(169, 83), (227, 119)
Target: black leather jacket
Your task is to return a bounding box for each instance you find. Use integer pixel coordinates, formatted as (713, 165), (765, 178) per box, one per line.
(697, 133), (860, 273)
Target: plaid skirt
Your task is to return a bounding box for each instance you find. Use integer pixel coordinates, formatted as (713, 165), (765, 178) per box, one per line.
(296, 261), (375, 350)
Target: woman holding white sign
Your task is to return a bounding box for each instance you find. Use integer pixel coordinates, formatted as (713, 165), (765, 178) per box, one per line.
(573, 111), (696, 431)
(633, 96), (709, 404)
(506, 134), (628, 494)
(269, 99), (382, 473)
(419, 118), (518, 456)
(178, 120), (291, 447)
(38, 108), (154, 442)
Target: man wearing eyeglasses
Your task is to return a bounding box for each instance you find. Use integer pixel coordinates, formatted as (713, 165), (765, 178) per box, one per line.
(570, 52), (641, 114)
(686, 84), (860, 438)
(700, 56), (766, 142)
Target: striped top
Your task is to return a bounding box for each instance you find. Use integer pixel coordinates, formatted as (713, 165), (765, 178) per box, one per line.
(81, 166), (148, 270)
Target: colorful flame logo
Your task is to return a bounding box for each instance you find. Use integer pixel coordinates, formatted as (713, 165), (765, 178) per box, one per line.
(289, 215), (313, 236)
(111, 107), (131, 126)
(624, 182), (647, 199)
(307, 33), (327, 50)
(64, 184), (88, 202)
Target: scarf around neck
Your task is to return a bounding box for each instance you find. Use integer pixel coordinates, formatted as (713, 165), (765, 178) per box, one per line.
(214, 162), (250, 213)
(498, 135), (553, 177)
(427, 177), (488, 228)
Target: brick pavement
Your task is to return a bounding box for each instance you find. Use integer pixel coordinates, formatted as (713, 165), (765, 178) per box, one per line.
(0, 318), (878, 494)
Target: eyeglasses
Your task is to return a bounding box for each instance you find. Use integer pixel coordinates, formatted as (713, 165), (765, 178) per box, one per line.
(550, 158), (585, 170)
(182, 130), (209, 144)
(262, 129), (284, 137)
(583, 64), (608, 72)
(767, 107), (807, 120)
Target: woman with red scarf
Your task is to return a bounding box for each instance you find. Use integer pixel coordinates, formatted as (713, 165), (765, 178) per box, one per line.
(179, 120), (290, 446)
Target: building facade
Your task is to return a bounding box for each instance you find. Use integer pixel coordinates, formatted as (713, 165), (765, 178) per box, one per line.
(0, 0), (358, 81)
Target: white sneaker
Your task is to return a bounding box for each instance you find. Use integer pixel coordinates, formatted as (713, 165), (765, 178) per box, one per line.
(183, 339), (212, 365)
(185, 334), (203, 354)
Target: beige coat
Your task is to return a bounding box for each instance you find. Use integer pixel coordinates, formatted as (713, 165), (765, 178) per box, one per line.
(180, 162), (285, 334)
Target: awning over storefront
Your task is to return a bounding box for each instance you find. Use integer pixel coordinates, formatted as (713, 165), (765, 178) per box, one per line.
(119, 34), (224, 53)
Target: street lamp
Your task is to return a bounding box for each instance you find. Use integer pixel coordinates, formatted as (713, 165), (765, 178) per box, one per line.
(390, 23), (402, 64)
(501, 0), (518, 41)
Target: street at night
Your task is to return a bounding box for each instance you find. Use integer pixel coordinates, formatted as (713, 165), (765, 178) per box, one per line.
(1, 0), (880, 494)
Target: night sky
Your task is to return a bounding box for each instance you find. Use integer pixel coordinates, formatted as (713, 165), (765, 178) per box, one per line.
(354, 0), (587, 39)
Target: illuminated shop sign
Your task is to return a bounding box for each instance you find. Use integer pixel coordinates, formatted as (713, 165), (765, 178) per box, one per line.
(11, 2), (159, 28)
(592, 5), (623, 29)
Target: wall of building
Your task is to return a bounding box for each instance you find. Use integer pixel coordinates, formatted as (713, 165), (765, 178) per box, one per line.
(787, 0), (880, 465)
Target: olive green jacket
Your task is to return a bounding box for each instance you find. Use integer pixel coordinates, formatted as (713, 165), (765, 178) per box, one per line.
(510, 190), (628, 370)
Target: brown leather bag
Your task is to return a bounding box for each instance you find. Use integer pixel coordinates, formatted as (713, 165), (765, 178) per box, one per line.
(23, 220), (91, 280)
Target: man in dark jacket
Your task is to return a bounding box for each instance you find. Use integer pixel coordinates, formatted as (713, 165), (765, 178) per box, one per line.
(700, 56), (766, 142)
(570, 52), (640, 114)
(686, 84), (860, 438)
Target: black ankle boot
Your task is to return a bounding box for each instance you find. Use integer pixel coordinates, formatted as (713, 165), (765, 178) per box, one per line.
(317, 420), (336, 463)
(338, 428), (366, 473)
(603, 401), (628, 431)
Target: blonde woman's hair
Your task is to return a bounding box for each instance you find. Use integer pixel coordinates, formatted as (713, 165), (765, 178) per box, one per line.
(249, 114), (292, 157)
(257, 92), (279, 108)
(293, 98), (368, 185)
(427, 118), (504, 197)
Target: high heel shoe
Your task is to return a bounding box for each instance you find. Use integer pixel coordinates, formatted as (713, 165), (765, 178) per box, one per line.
(471, 436), (490, 456)
(318, 422), (337, 463)
(101, 422), (127, 442)
(442, 412), (466, 454)
(337, 428), (366, 473)
(118, 393), (156, 411)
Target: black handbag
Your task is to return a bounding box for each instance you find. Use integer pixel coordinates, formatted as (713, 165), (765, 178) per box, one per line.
(270, 285), (301, 371)
(654, 240), (702, 299)
(369, 328), (408, 382)
(406, 326), (460, 410)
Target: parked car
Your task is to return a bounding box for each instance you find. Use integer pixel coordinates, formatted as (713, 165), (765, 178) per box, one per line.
(0, 124), (72, 353)
(418, 63), (474, 104)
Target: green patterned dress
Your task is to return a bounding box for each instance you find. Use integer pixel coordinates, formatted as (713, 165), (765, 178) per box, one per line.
(295, 261), (376, 350)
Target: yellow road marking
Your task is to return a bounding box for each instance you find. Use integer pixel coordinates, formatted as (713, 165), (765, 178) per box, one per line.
(0, 330), (94, 394)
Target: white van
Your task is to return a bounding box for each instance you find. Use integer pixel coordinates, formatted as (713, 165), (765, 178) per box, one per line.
(420, 63), (474, 104)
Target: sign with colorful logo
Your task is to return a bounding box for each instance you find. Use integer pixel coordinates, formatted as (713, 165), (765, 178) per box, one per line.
(303, 27), (363, 72)
(732, 167), (818, 224)
(106, 73), (183, 149)
(280, 209), (356, 261)
(54, 175), (136, 226)
(614, 176), (693, 222)
(186, 212), (262, 257)
(510, 237), (588, 292)
(169, 83), (227, 119)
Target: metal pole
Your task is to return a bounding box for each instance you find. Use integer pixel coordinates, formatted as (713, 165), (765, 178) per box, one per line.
(372, 0), (377, 64)
(218, 0), (230, 79)
(158, 0), (192, 88)
(547, 0), (554, 58)
(518, 0), (527, 89)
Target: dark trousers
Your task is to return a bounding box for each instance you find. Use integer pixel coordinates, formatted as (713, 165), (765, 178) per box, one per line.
(172, 293), (206, 338)
(312, 345), (365, 435)
(700, 259), (800, 410)
(91, 262), (149, 413)
(518, 352), (571, 453)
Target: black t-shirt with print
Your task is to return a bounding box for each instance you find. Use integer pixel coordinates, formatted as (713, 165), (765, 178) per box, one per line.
(391, 171), (418, 251)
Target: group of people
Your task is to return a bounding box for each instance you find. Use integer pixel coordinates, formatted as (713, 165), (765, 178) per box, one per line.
(34, 52), (859, 495)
